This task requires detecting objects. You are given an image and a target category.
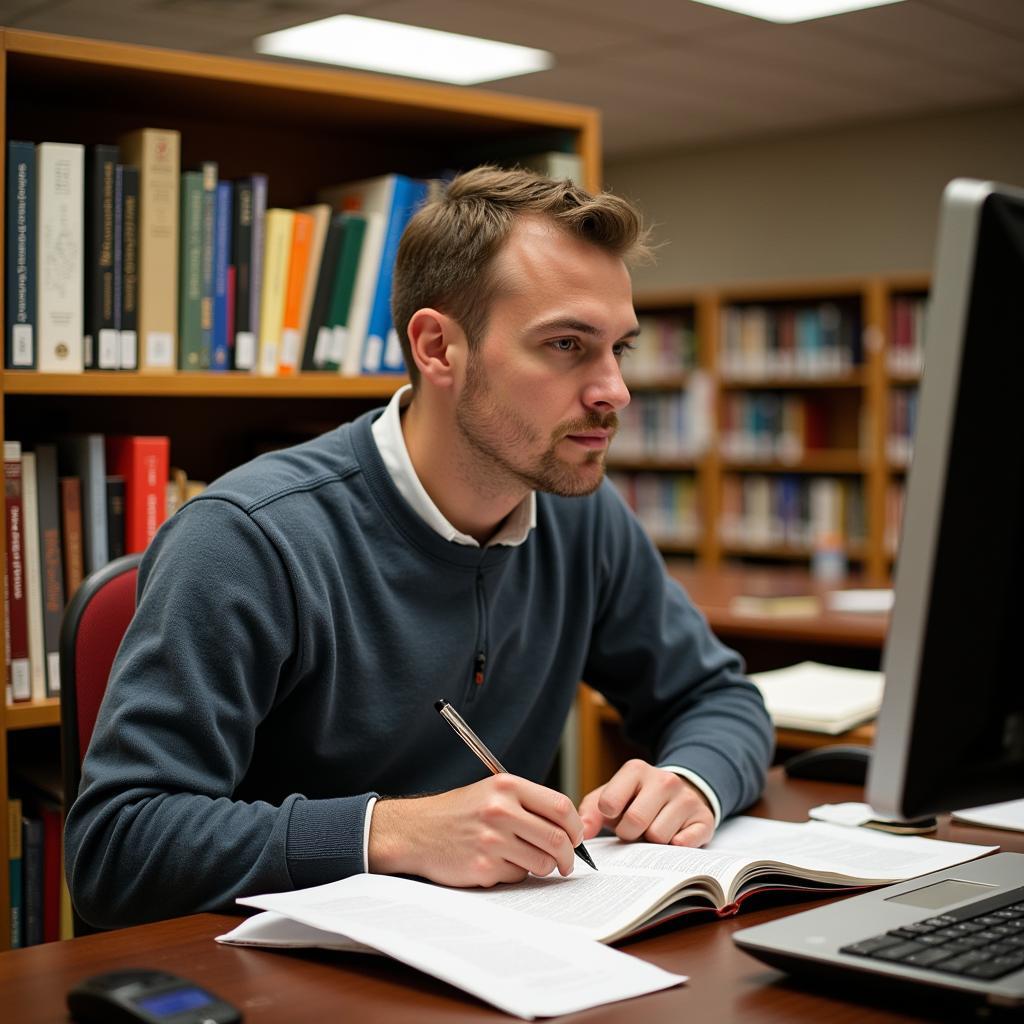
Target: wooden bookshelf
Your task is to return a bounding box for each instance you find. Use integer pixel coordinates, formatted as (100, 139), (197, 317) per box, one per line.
(623, 275), (930, 582)
(0, 28), (601, 951)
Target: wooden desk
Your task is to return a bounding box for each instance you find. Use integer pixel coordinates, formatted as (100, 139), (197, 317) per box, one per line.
(4, 771), (1019, 1023)
(577, 565), (889, 795)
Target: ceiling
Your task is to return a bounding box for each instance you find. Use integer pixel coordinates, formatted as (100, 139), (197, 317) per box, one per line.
(4, 0), (1024, 158)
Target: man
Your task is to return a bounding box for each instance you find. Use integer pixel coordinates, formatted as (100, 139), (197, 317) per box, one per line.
(65, 166), (773, 928)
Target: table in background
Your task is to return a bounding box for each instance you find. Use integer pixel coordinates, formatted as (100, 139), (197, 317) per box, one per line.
(4, 770), (1019, 1024)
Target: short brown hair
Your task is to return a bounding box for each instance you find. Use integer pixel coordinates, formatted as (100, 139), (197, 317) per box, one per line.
(391, 165), (652, 387)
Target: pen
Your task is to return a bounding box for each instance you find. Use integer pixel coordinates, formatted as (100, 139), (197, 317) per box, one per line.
(434, 698), (598, 871)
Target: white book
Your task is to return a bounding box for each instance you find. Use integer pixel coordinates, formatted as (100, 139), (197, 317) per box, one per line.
(20, 452), (47, 702)
(750, 660), (884, 734)
(37, 142), (85, 373)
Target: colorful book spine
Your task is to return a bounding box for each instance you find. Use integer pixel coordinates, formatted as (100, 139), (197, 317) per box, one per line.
(236, 173), (268, 372)
(340, 212), (383, 376)
(256, 209), (294, 376)
(20, 451), (46, 703)
(8, 798), (22, 948)
(177, 170), (203, 370)
(325, 214), (367, 372)
(4, 442), (30, 703)
(278, 210), (314, 375)
(37, 142), (85, 373)
(57, 435), (108, 575)
(197, 161), (217, 370)
(291, 203), (330, 372)
(83, 144), (120, 370)
(5, 140), (36, 369)
(211, 180), (233, 371)
(117, 129), (180, 372)
(118, 164), (139, 370)
(232, 177), (254, 368)
(59, 476), (84, 600)
(302, 213), (347, 371)
(105, 435), (170, 553)
(106, 476), (126, 560)
(34, 444), (64, 697)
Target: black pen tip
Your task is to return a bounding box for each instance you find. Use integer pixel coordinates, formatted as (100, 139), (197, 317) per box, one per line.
(434, 699), (447, 712)
(576, 845), (598, 871)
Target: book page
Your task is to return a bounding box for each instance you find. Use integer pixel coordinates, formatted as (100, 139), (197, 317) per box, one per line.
(707, 817), (997, 894)
(231, 873), (685, 1020)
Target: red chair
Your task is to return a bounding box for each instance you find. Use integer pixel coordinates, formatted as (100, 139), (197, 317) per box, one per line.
(59, 553), (142, 933)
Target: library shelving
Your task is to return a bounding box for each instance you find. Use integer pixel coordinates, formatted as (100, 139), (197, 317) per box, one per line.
(0, 27), (601, 949)
(619, 275), (931, 581)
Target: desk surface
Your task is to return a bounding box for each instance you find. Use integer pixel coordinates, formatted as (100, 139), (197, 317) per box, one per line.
(5, 770), (1020, 1024)
(667, 563), (889, 648)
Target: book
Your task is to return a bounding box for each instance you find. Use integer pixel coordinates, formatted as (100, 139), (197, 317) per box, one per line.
(118, 163), (139, 371)
(105, 435), (170, 553)
(83, 143), (119, 370)
(301, 212), (347, 371)
(59, 476), (84, 600)
(118, 129), (180, 372)
(277, 209), (314, 375)
(234, 172), (267, 372)
(729, 592), (821, 618)
(291, 202), (331, 372)
(218, 818), (995, 1015)
(37, 142), (84, 373)
(177, 169), (203, 370)
(20, 451), (47, 703)
(6, 140), (36, 369)
(105, 475), (126, 560)
(231, 177), (253, 368)
(255, 208), (294, 375)
(197, 161), (217, 370)
(8, 797), (22, 948)
(21, 816), (42, 946)
(57, 435), (108, 575)
(33, 444), (64, 697)
(749, 660), (884, 734)
(326, 213), (368, 373)
(211, 180), (233, 371)
(4, 441), (30, 703)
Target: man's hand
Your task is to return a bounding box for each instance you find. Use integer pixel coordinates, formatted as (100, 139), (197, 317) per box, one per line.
(578, 759), (714, 848)
(368, 774), (584, 887)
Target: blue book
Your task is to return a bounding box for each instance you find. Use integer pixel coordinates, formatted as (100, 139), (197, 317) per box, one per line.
(364, 176), (429, 373)
(5, 140), (36, 368)
(198, 161), (217, 369)
(211, 180), (233, 371)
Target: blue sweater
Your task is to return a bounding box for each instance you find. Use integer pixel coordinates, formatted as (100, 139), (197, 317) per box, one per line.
(65, 409), (773, 928)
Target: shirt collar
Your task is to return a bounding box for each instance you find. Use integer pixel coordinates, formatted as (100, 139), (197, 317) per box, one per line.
(370, 384), (536, 548)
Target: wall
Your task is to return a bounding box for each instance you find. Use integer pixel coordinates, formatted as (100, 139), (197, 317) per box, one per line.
(605, 102), (1024, 291)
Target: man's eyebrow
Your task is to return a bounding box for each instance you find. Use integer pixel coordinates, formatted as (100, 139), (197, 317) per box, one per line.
(530, 317), (642, 340)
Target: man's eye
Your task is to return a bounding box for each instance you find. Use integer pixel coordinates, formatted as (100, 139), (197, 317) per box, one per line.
(550, 338), (580, 353)
(614, 341), (638, 357)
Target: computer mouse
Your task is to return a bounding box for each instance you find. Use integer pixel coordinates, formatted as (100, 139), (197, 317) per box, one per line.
(783, 744), (871, 785)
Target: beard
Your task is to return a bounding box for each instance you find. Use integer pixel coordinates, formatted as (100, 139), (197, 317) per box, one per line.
(454, 353), (618, 498)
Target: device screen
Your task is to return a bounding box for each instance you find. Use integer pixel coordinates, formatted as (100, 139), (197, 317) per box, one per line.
(134, 987), (215, 1016)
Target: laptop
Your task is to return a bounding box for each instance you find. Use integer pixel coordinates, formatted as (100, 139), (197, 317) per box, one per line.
(733, 851), (1024, 1009)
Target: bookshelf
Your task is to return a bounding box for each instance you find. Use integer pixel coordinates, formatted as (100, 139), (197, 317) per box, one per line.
(623, 275), (931, 582)
(0, 28), (601, 949)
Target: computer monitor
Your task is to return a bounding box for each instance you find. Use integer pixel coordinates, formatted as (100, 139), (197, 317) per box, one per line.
(866, 178), (1024, 820)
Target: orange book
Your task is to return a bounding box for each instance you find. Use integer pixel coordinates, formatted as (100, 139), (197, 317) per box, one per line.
(278, 211), (315, 375)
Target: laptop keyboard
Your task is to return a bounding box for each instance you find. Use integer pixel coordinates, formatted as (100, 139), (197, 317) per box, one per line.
(840, 888), (1024, 981)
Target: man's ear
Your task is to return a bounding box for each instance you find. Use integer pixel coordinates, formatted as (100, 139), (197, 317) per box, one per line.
(406, 308), (463, 389)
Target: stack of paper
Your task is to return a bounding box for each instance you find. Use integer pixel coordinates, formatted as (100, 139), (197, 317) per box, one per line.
(750, 661), (884, 733)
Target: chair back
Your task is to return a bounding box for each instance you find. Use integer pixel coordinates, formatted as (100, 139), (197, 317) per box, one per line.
(59, 553), (143, 807)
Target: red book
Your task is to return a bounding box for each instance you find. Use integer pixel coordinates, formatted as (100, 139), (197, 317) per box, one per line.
(4, 441), (30, 701)
(104, 436), (171, 554)
(39, 802), (61, 943)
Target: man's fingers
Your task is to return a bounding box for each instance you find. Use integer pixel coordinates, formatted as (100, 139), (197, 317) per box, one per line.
(595, 759), (647, 819)
(670, 819), (714, 848)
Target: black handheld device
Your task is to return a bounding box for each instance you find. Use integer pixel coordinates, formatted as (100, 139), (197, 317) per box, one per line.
(67, 969), (242, 1024)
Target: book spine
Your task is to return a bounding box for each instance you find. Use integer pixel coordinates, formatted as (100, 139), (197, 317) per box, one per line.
(278, 210), (314, 375)
(8, 798), (23, 948)
(40, 804), (61, 944)
(21, 451), (46, 703)
(21, 816), (42, 946)
(366, 177), (427, 374)
(6, 141), (36, 369)
(106, 475), (126, 561)
(84, 144), (120, 370)
(237, 172), (268, 372)
(111, 164), (123, 362)
(211, 180), (233, 371)
(59, 435), (108, 575)
(197, 161), (217, 370)
(293, 204), (330, 370)
(37, 142), (85, 373)
(117, 129), (180, 372)
(177, 170), (204, 370)
(118, 164), (139, 370)
(106, 436), (170, 553)
(302, 214), (345, 371)
(324, 214), (367, 372)
(256, 209), (293, 376)
(4, 442), (30, 702)
(59, 476), (84, 600)
(34, 444), (64, 697)
(341, 211), (385, 376)
(232, 177), (254, 367)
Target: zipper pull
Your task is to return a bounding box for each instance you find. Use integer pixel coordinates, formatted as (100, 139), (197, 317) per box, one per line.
(474, 651), (486, 686)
